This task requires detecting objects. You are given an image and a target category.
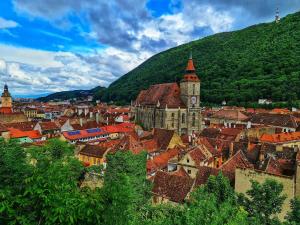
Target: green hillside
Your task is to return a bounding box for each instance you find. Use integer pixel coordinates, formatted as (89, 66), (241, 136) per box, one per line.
(38, 86), (105, 102)
(98, 11), (300, 105)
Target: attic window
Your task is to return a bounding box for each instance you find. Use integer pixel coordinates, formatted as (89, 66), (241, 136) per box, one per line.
(187, 169), (191, 174)
(187, 158), (190, 163)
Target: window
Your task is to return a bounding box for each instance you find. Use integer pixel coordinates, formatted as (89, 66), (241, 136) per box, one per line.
(192, 84), (195, 95)
(181, 113), (185, 124)
(187, 169), (191, 174)
(187, 158), (190, 163)
(192, 113), (196, 127)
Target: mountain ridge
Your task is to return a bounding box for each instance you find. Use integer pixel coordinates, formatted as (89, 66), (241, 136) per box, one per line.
(39, 11), (300, 106)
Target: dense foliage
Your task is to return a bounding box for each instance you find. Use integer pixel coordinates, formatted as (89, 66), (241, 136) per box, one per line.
(1, 140), (299, 224)
(95, 11), (300, 106)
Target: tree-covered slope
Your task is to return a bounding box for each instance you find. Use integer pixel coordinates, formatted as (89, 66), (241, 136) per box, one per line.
(38, 86), (105, 102)
(99, 12), (300, 105)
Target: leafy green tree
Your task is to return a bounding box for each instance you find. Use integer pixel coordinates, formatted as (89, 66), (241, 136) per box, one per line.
(185, 173), (248, 225)
(102, 151), (150, 225)
(238, 179), (286, 225)
(285, 198), (300, 225)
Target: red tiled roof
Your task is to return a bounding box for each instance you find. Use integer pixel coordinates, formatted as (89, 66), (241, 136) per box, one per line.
(220, 150), (254, 174)
(5, 121), (37, 131)
(103, 123), (134, 133)
(40, 122), (60, 131)
(79, 144), (108, 158)
(0, 123), (8, 132)
(135, 83), (185, 108)
(250, 113), (298, 129)
(153, 128), (175, 150)
(211, 109), (248, 121)
(172, 167), (190, 177)
(152, 171), (194, 203)
(9, 128), (42, 139)
(147, 148), (180, 172)
(189, 147), (207, 165)
(194, 166), (234, 187)
(260, 132), (300, 143)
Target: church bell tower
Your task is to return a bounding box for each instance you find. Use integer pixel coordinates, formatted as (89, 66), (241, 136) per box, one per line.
(180, 53), (200, 108)
(0, 84), (13, 114)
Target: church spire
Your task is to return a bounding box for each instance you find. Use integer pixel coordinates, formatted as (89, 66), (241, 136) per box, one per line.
(186, 51), (195, 73)
(183, 52), (199, 82)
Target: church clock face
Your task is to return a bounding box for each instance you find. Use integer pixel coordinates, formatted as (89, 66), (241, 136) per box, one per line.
(191, 96), (197, 105)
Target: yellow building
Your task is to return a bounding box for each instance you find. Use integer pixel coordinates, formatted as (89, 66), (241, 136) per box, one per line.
(235, 167), (297, 221)
(77, 144), (108, 166)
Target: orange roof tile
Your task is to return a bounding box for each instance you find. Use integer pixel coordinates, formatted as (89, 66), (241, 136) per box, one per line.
(9, 128), (42, 139)
(260, 132), (300, 143)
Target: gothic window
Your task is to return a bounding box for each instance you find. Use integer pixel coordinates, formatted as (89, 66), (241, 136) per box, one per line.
(192, 113), (196, 127)
(171, 113), (175, 128)
(160, 112), (164, 127)
(192, 84), (195, 95)
(181, 113), (185, 124)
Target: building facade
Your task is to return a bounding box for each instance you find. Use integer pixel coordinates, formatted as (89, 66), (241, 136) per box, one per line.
(132, 54), (202, 136)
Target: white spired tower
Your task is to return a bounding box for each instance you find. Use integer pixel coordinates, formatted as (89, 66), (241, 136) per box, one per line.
(275, 7), (280, 23)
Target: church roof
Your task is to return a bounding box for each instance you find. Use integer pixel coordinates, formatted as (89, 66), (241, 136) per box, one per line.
(135, 83), (185, 108)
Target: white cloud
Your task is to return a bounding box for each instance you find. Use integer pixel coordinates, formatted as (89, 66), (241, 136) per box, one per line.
(0, 45), (149, 95)
(0, 17), (19, 29)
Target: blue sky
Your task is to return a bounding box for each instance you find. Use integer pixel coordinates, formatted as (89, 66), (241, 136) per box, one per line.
(0, 0), (299, 97)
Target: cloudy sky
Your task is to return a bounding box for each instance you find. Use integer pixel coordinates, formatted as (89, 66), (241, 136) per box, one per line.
(0, 0), (299, 97)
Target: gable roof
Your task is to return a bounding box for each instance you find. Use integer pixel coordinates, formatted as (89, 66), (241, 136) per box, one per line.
(147, 148), (180, 172)
(135, 83), (185, 108)
(211, 109), (248, 121)
(152, 171), (194, 203)
(79, 144), (108, 158)
(260, 132), (300, 143)
(153, 128), (175, 150)
(194, 166), (234, 187)
(5, 121), (37, 131)
(9, 128), (42, 139)
(39, 122), (60, 131)
(250, 113), (298, 129)
(220, 150), (254, 173)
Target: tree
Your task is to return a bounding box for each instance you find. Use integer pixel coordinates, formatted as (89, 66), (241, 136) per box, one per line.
(102, 151), (150, 225)
(185, 173), (249, 225)
(286, 198), (300, 224)
(238, 179), (286, 224)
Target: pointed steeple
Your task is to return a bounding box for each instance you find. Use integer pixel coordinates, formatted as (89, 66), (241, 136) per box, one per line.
(183, 52), (199, 82)
(2, 83), (11, 97)
(186, 51), (195, 73)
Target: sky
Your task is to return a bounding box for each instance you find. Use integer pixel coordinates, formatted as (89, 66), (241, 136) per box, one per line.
(0, 0), (299, 97)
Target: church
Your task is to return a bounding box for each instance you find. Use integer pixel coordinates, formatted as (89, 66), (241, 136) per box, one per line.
(0, 84), (13, 114)
(132, 54), (202, 135)
(0, 84), (27, 123)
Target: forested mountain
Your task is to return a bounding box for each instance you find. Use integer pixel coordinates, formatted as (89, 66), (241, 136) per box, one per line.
(41, 12), (300, 105)
(37, 86), (105, 102)
(98, 11), (300, 105)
